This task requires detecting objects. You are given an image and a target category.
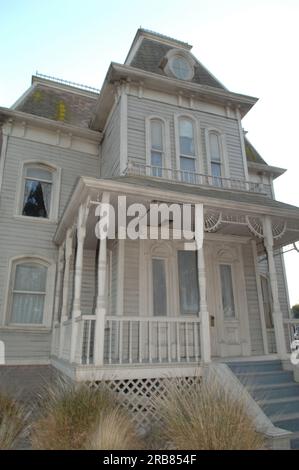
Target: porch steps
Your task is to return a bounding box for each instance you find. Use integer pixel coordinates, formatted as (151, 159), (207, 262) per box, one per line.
(227, 360), (299, 449)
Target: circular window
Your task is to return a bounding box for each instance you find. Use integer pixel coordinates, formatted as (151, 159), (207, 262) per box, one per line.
(170, 56), (193, 80)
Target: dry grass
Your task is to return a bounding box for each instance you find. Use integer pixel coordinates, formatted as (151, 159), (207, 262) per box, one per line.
(0, 392), (28, 449)
(30, 378), (119, 450)
(86, 407), (142, 450)
(152, 376), (265, 450)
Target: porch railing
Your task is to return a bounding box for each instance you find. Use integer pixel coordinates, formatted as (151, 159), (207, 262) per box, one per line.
(75, 315), (201, 366)
(284, 318), (299, 350)
(124, 160), (271, 195)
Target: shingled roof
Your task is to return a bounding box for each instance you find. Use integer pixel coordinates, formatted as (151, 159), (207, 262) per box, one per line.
(15, 83), (98, 128)
(245, 138), (267, 165)
(130, 38), (225, 89)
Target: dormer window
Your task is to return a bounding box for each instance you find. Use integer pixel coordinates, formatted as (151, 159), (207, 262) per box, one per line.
(170, 56), (193, 80)
(163, 49), (195, 81)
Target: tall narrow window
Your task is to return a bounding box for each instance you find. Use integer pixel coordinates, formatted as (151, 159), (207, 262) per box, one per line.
(220, 264), (236, 319)
(22, 165), (53, 218)
(179, 118), (196, 183)
(178, 251), (200, 315)
(150, 120), (163, 177)
(10, 262), (48, 324)
(209, 133), (222, 186)
(152, 258), (167, 316)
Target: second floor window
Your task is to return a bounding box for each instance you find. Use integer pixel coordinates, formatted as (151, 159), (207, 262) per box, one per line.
(179, 118), (196, 183)
(209, 132), (222, 186)
(22, 164), (54, 219)
(150, 120), (164, 177)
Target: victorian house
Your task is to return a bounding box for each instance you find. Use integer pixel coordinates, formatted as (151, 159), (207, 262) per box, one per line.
(0, 29), (299, 448)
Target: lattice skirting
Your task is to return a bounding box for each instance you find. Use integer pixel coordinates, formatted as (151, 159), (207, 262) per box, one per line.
(87, 375), (201, 431)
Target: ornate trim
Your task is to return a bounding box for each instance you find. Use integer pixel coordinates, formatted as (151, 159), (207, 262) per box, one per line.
(246, 216), (264, 239)
(204, 211), (222, 232)
(272, 220), (287, 240)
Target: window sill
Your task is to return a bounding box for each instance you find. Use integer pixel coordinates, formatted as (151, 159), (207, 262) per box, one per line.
(13, 215), (58, 224)
(0, 325), (52, 333)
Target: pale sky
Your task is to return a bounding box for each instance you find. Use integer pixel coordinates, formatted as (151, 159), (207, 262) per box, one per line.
(1, 0), (298, 306)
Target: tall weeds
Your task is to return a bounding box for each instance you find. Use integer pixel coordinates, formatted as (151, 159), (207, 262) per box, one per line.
(0, 392), (28, 449)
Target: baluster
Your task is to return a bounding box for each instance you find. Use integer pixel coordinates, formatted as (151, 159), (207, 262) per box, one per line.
(167, 322), (171, 362)
(119, 321), (123, 364)
(129, 321), (133, 364)
(176, 322), (181, 362)
(138, 321), (142, 363)
(194, 322), (200, 361)
(149, 320), (152, 363)
(158, 322), (161, 363)
(86, 320), (91, 365)
(185, 322), (190, 362)
(108, 320), (112, 364)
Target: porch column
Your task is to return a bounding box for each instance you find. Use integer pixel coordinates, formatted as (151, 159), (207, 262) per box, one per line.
(70, 201), (90, 363)
(94, 191), (110, 366)
(58, 227), (73, 358)
(263, 216), (287, 358)
(196, 204), (211, 364)
(51, 243), (65, 355)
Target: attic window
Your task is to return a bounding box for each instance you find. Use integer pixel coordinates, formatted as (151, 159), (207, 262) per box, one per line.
(170, 56), (193, 80)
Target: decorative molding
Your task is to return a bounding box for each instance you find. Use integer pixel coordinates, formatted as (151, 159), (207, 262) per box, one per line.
(246, 216), (264, 239)
(204, 211), (222, 232)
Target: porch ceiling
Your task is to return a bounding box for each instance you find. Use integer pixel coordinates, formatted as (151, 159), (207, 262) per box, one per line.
(53, 175), (299, 250)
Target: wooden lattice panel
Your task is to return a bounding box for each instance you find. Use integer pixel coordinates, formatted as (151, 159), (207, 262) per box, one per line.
(88, 376), (200, 431)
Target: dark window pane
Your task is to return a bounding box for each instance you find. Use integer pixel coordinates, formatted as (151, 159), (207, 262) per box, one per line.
(152, 259), (167, 316)
(178, 251), (200, 315)
(22, 179), (51, 218)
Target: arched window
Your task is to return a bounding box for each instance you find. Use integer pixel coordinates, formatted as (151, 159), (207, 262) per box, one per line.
(8, 259), (49, 325)
(179, 118), (196, 183)
(19, 162), (60, 220)
(209, 132), (222, 185)
(150, 119), (164, 177)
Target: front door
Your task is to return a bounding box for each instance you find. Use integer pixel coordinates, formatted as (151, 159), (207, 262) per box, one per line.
(206, 241), (251, 357)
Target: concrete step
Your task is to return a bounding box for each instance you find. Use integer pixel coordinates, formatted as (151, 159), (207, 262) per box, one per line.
(290, 432), (299, 450)
(272, 416), (299, 434)
(236, 370), (294, 386)
(228, 360), (283, 374)
(262, 399), (299, 418)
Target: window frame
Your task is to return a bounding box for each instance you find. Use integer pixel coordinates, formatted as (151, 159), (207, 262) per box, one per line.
(174, 114), (203, 182)
(145, 116), (171, 177)
(16, 160), (61, 223)
(163, 49), (196, 81)
(218, 262), (237, 320)
(205, 128), (230, 184)
(4, 255), (56, 329)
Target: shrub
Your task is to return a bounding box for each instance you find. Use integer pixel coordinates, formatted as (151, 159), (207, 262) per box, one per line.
(30, 378), (119, 450)
(152, 376), (265, 450)
(292, 304), (299, 319)
(86, 407), (141, 450)
(0, 392), (28, 449)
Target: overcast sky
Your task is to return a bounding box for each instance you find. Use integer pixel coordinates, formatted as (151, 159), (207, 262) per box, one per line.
(1, 0), (298, 305)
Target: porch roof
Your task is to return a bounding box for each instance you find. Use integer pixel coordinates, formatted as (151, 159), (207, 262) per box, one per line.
(54, 175), (299, 247)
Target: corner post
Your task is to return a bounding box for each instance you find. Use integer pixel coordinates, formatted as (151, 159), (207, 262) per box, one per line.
(263, 216), (287, 358)
(94, 192), (110, 366)
(58, 227), (73, 358)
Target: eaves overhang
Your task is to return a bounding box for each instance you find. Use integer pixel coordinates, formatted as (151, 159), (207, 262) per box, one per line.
(248, 161), (286, 179)
(0, 107), (102, 142)
(90, 63), (258, 131)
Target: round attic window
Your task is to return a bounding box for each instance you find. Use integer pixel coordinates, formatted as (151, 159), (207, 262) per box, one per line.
(170, 56), (194, 80)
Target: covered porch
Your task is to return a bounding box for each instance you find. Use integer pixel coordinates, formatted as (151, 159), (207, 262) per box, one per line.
(50, 176), (299, 380)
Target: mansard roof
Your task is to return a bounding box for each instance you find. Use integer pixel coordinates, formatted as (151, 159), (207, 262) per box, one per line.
(127, 30), (225, 90)
(245, 138), (267, 165)
(14, 77), (98, 128)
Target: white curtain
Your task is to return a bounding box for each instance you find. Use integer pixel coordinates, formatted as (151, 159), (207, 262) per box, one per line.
(220, 264), (236, 318)
(152, 258), (167, 316)
(11, 263), (47, 324)
(178, 251), (199, 315)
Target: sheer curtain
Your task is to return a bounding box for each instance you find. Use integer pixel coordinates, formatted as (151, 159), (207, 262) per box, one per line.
(220, 264), (235, 318)
(11, 263), (47, 324)
(178, 251), (200, 315)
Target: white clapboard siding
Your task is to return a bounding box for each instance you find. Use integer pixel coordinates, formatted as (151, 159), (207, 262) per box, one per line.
(123, 240), (139, 317)
(127, 95), (245, 180)
(101, 102), (121, 177)
(258, 253), (289, 318)
(0, 136), (100, 363)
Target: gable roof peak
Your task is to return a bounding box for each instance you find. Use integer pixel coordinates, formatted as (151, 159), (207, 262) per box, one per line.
(125, 28), (192, 65)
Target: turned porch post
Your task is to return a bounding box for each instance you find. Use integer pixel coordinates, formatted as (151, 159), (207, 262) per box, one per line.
(51, 243), (65, 355)
(70, 201), (90, 363)
(94, 191), (110, 366)
(58, 228), (73, 357)
(196, 204), (211, 364)
(263, 216), (287, 358)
